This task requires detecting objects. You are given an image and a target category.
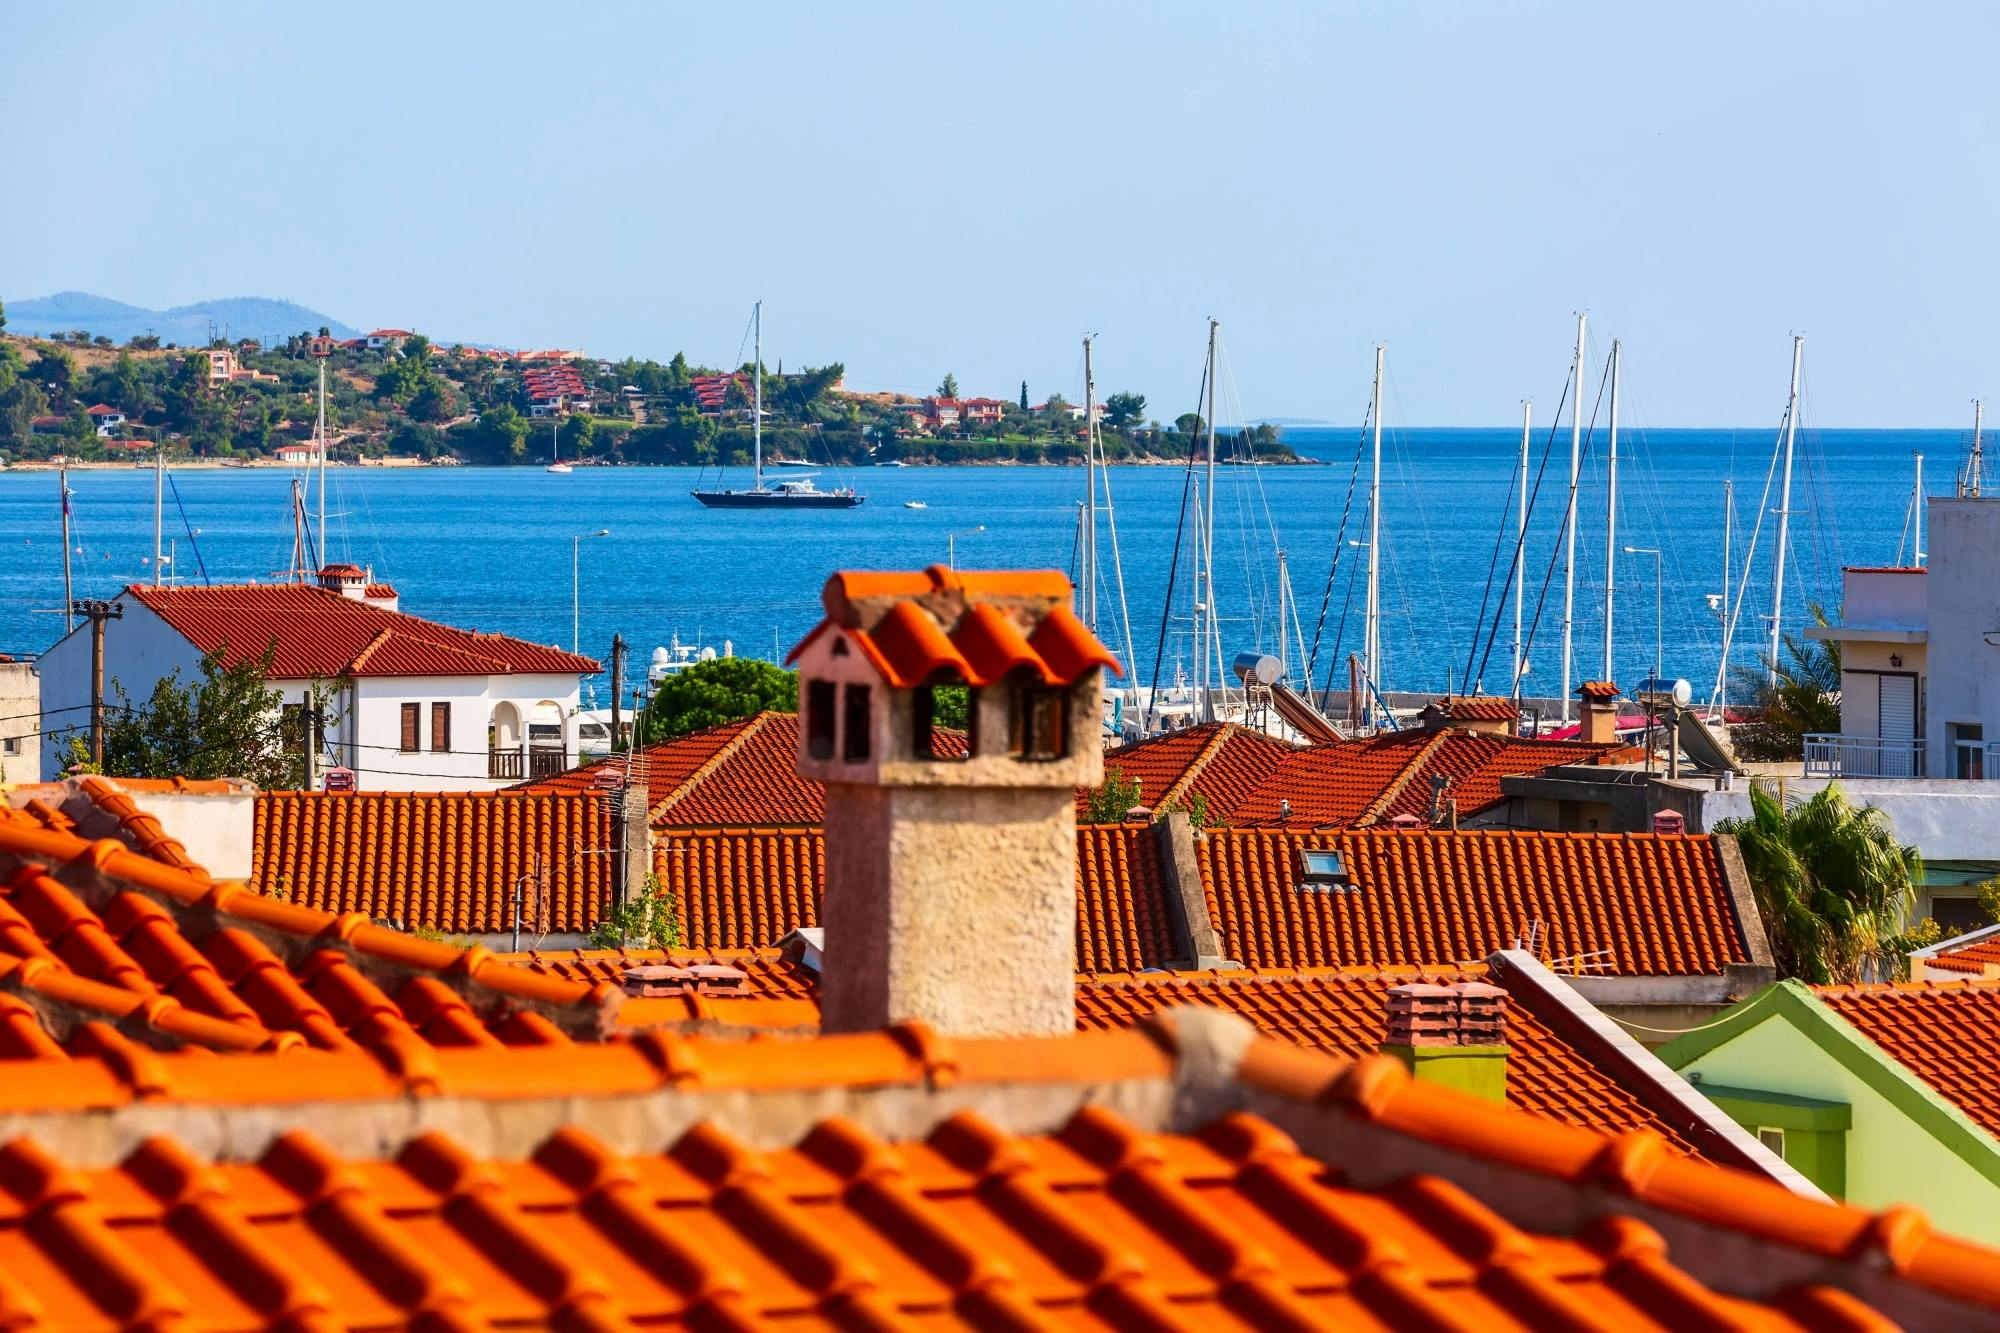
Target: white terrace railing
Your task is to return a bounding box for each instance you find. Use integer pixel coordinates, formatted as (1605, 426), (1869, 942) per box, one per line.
(1803, 734), (1927, 779)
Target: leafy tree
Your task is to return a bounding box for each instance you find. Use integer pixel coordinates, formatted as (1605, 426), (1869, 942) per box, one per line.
(98, 643), (327, 789)
(638, 657), (798, 743)
(0, 297), (6, 332)
(936, 373), (959, 399)
(559, 413), (595, 459)
(1717, 780), (1920, 984)
(27, 346), (76, 405)
(129, 333), (161, 351)
(1104, 391), (1147, 429)
(929, 684), (970, 730)
(1175, 412), (1206, 438)
(407, 378), (456, 423)
(587, 873), (681, 950)
(1731, 603), (1841, 761)
(1083, 767), (1143, 823)
(463, 402), (530, 462)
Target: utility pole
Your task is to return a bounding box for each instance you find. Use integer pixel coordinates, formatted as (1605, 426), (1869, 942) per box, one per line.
(1561, 313), (1586, 722)
(72, 599), (123, 769)
(1768, 335), (1803, 687)
(610, 633), (627, 750)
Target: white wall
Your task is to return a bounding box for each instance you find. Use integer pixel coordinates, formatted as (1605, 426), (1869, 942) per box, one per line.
(38, 601), (205, 780)
(0, 662), (41, 784)
(1924, 498), (2000, 777)
(1695, 779), (2000, 862)
(336, 672), (582, 790)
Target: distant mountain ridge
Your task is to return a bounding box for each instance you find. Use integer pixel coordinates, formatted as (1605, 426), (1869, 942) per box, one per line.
(3, 292), (360, 345)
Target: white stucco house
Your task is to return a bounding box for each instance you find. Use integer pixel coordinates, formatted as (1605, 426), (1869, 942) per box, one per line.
(38, 564), (600, 791)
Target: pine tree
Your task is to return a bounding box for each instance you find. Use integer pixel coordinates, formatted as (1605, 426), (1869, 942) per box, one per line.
(1019, 380), (1029, 410)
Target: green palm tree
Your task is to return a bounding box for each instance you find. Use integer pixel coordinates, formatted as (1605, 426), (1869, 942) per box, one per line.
(1718, 780), (1921, 983)
(1729, 602), (1841, 762)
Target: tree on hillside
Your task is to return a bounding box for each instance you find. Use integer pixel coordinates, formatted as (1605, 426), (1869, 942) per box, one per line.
(1717, 780), (1920, 984)
(0, 343), (49, 441)
(937, 373), (959, 399)
(637, 657), (798, 744)
(0, 297), (7, 332)
(95, 643), (328, 790)
(1730, 603), (1841, 761)
(26, 346), (76, 406)
(460, 402), (530, 462)
(559, 412), (595, 459)
(1104, 391), (1147, 428)
(1019, 380), (1029, 410)
(1175, 412), (1206, 438)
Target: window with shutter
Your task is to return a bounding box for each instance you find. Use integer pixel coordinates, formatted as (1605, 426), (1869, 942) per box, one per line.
(431, 702), (451, 752)
(400, 702), (419, 753)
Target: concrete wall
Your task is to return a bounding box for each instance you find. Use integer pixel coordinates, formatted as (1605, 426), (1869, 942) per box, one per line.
(0, 660), (40, 784)
(1686, 778), (2000, 862)
(1845, 568), (1927, 630)
(1923, 498), (2000, 778)
(1676, 1016), (2000, 1243)
(131, 788), (258, 879)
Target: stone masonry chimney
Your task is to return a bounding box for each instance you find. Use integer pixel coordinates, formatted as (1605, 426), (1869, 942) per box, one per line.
(1577, 680), (1622, 746)
(790, 566), (1120, 1037)
(1380, 980), (1508, 1102)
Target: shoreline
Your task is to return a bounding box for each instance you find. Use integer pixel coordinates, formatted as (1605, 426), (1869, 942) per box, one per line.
(0, 454), (1320, 473)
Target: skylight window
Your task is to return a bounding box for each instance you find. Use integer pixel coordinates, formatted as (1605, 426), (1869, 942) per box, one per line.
(1298, 848), (1351, 891)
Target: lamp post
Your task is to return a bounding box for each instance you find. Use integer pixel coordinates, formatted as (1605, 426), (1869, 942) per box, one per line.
(948, 525), (984, 571)
(572, 529), (610, 654)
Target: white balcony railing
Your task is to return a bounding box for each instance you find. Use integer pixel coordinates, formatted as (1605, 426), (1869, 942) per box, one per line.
(1803, 734), (1926, 779)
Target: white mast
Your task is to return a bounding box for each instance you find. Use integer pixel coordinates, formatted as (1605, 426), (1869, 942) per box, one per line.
(1963, 399), (1984, 498)
(1514, 399), (1530, 696)
(1083, 334), (1097, 630)
(1365, 343), (1385, 725)
(1603, 338), (1621, 681)
(1767, 335), (1804, 686)
(153, 441), (164, 587)
(1199, 319), (1219, 721)
(60, 463), (73, 632)
(1561, 313), (1585, 720)
(315, 355), (327, 564)
(1915, 453), (1926, 566)
(1718, 479), (1731, 718)
(751, 301), (764, 492)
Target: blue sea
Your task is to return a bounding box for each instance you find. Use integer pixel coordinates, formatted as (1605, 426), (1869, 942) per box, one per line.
(0, 425), (1963, 704)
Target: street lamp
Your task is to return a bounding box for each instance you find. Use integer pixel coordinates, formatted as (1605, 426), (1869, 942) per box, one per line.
(572, 529), (610, 653)
(948, 525), (985, 570)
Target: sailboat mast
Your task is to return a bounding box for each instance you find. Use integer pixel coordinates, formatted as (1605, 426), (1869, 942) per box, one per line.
(1718, 479), (1731, 718)
(59, 463), (73, 633)
(1602, 338), (1621, 681)
(752, 301), (764, 491)
(1915, 453), (1926, 565)
(1200, 319), (1219, 720)
(1561, 313), (1585, 721)
(1514, 399), (1529, 697)
(1964, 399), (1984, 498)
(1083, 334), (1097, 630)
(1366, 344), (1384, 725)
(316, 357), (327, 562)
(153, 442), (164, 587)
(1767, 335), (1804, 686)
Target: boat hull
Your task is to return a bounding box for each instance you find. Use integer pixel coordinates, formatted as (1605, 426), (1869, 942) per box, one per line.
(691, 490), (864, 509)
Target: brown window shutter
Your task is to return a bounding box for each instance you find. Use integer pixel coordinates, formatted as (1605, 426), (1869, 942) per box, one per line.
(431, 701), (450, 752)
(400, 702), (419, 753)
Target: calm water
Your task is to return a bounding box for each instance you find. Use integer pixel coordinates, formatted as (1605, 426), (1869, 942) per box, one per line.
(0, 425), (1961, 703)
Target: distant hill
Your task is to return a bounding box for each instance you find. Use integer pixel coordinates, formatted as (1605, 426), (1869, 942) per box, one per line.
(2, 291), (360, 346)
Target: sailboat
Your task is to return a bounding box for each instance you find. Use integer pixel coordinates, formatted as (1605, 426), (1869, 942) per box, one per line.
(545, 419), (573, 474)
(692, 302), (863, 510)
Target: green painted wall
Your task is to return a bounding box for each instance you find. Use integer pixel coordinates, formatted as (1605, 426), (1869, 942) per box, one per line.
(1382, 1044), (1507, 1102)
(1677, 1015), (2000, 1244)
(1700, 1085), (1849, 1197)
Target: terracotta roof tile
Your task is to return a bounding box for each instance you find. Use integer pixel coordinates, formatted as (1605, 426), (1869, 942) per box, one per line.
(0, 1021), (1988, 1325)
(1815, 979), (2000, 1137)
(1200, 827), (1753, 975)
(651, 824), (1177, 972)
(1428, 694), (1521, 722)
(123, 582), (599, 678)
(791, 565), (1121, 686)
(1579, 680), (1621, 699)
(1922, 927), (2000, 977)
(250, 790), (613, 935)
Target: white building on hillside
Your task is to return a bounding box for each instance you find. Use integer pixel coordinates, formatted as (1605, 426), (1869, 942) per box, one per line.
(38, 565), (599, 791)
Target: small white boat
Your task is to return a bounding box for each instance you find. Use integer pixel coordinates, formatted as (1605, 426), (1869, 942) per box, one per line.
(545, 419), (573, 473)
(904, 500), (928, 510)
(545, 461), (573, 474)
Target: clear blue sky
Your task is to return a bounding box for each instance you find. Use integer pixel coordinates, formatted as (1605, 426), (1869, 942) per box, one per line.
(5, 2), (1997, 426)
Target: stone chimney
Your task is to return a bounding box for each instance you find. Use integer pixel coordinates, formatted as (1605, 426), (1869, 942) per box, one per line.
(1380, 980), (1508, 1102)
(791, 566), (1120, 1037)
(1651, 809), (1687, 835)
(316, 563), (369, 601)
(1577, 680), (1622, 745)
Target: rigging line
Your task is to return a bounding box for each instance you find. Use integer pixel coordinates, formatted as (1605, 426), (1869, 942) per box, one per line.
(1500, 356), (1613, 702)
(1709, 411), (1788, 708)
(163, 471), (209, 585)
(1474, 355), (1605, 693)
(1319, 543), (1366, 711)
(1139, 356), (1214, 735)
(1304, 401), (1372, 691)
(1462, 369), (1574, 690)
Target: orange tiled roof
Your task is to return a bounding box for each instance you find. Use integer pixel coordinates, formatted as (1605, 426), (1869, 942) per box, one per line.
(1922, 927), (2000, 977)
(123, 582), (600, 678)
(653, 823), (1178, 973)
(1200, 827), (1754, 974)
(0, 1018), (1989, 1326)
(1428, 694), (1521, 722)
(1099, 724), (1626, 829)
(516, 711), (965, 827)
(1816, 979), (2000, 1137)
(506, 946), (816, 1000)
(1580, 679), (1621, 699)
(249, 789), (613, 934)
(789, 565), (1122, 686)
